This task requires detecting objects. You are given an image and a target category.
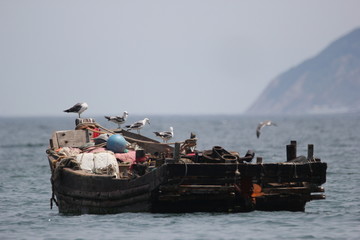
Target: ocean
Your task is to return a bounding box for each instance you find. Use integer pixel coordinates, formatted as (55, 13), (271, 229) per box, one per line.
(0, 114), (359, 240)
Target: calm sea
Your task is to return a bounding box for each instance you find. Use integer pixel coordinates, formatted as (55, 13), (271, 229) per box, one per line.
(0, 114), (359, 240)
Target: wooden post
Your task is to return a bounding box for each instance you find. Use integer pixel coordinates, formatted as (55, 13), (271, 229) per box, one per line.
(287, 141), (297, 162)
(256, 157), (263, 164)
(174, 142), (181, 162)
(308, 144), (314, 160)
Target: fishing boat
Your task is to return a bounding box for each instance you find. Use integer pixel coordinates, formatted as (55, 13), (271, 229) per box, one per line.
(47, 118), (327, 214)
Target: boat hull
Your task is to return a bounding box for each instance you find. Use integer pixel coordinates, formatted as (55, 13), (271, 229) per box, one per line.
(50, 160), (327, 214)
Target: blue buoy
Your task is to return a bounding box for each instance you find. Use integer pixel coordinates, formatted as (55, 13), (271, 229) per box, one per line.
(106, 134), (127, 153)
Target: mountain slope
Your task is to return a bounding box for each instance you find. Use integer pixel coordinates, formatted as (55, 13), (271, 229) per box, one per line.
(246, 28), (360, 115)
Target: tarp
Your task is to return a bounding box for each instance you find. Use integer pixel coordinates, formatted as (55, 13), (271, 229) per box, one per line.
(75, 151), (119, 178)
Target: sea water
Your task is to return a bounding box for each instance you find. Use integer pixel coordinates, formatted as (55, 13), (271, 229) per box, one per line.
(0, 114), (359, 240)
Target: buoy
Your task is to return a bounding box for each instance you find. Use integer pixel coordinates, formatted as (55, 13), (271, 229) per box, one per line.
(106, 134), (127, 153)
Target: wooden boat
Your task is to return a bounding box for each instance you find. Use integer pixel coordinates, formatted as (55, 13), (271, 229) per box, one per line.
(47, 119), (327, 214)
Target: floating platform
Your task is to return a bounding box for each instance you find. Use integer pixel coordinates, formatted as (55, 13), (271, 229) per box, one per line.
(47, 120), (327, 214)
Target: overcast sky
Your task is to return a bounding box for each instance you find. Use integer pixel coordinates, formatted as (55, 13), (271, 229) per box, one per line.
(1, 0), (360, 117)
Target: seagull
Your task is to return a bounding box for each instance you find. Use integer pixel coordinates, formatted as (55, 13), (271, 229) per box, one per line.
(256, 120), (277, 138)
(63, 102), (88, 118)
(125, 118), (150, 134)
(104, 111), (128, 128)
(154, 127), (174, 143)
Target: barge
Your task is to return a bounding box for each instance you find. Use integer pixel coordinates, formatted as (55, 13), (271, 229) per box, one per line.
(47, 119), (327, 214)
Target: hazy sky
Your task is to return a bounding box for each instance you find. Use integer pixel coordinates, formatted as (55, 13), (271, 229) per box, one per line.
(1, 0), (360, 117)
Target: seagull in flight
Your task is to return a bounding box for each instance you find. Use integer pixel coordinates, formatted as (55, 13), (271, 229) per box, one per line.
(154, 127), (174, 143)
(63, 102), (88, 118)
(256, 120), (277, 138)
(125, 118), (150, 134)
(104, 111), (128, 128)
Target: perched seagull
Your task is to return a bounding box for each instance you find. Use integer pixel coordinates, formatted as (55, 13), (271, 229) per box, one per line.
(125, 118), (150, 134)
(104, 111), (128, 128)
(154, 127), (174, 143)
(256, 120), (277, 138)
(63, 102), (88, 118)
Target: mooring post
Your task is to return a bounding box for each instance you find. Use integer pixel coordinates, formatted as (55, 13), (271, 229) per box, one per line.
(287, 140), (297, 161)
(307, 144), (314, 160)
(256, 157), (263, 164)
(174, 142), (181, 162)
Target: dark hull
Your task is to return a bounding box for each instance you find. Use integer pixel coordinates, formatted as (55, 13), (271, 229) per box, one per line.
(50, 159), (327, 214)
(52, 167), (165, 214)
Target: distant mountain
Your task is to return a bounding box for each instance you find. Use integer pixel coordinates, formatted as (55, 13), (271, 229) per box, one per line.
(246, 28), (360, 115)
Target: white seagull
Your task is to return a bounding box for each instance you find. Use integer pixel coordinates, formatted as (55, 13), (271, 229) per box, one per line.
(125, 118), (150, 134)
(63, 102), (88, 118)
(104, 111), (128, 128)
(256, 120), (277, 138)
(154, 127), (174, 143)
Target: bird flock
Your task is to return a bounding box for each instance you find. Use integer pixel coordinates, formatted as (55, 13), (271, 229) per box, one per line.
(63, 102), (277, 140)
(63, 102), (174, 142)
